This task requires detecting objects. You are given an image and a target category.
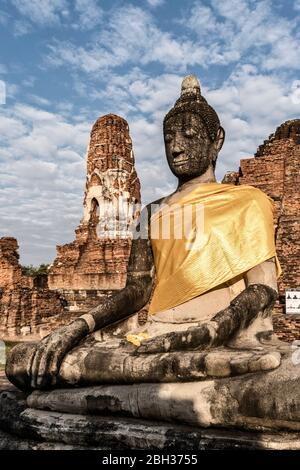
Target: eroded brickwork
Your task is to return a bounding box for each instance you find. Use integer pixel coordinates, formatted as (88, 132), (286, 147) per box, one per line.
(0, 115), (141, 339)
(223, 120), (300, 341)
(0, 238), (32, 290)
(48, 114), (141, 290)
(0, 237), (67, 339)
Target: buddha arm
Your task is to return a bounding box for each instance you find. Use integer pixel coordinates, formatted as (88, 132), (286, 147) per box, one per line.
(78, 237), (154, 333)
(28, 207), (155, 389)
(138, 259), (278, 354)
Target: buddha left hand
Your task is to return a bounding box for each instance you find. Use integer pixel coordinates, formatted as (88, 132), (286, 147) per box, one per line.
(138, 284), (277, 354)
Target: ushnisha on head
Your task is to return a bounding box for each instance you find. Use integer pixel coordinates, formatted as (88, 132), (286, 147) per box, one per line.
(164, 75), (225, 181)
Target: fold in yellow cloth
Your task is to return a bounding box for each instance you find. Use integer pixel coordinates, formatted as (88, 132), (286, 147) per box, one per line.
(149, 183), (281, 315)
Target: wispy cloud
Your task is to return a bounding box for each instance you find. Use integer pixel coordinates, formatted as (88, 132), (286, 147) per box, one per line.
(206, 64), (300, 177)
(146, 0), (165, 7)
(183, 0), (300, 70)
(46, 5), (208, 72)
(13, 19), (32, 36)
(43, 0), (300, 77)
(11, 0), (69, 26)
(0, 103), (89, 264)
(72, 0), (103, 30)
(9, 0), (103, 33)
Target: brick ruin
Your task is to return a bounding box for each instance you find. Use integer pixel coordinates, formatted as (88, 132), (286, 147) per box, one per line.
(223, 119), (300, 341)
(0, 115), (141, 339)
(48, 114), (141, 291)
(0, 238), (67, 340)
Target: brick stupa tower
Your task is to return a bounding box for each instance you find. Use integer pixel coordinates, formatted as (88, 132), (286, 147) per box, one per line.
(223, 120), (300, 339)
(48, 114), (141, 292)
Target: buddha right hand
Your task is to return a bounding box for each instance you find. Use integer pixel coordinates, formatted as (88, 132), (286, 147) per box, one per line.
(30, 318), (89, 389)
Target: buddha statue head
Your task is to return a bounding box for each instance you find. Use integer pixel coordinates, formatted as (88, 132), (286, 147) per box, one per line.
(164, 75), (225, 182)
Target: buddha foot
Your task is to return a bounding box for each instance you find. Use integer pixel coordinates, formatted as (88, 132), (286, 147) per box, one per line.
(26, 353), (300, 433)
(6, 338), (283, 391)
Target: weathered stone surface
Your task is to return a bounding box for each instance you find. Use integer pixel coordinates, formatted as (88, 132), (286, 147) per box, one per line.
(2, 389), (300, 449)
(48, 114), (141, 291)
(223, 120), (300, 341)
(56, 345), (281, 386)
(0, 431), (92, 450)
(25, 354), (300, 433)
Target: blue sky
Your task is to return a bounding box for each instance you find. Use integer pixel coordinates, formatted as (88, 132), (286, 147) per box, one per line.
(0, 0), (300, 265)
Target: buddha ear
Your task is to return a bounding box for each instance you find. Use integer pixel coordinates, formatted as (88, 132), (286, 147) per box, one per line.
(214, 127), (225, 153)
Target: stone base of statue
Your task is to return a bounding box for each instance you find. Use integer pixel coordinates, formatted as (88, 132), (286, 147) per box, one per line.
(2, 345), (300, 450)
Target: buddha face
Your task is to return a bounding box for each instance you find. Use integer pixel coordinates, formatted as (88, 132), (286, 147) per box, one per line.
(164, 111), (219, 180)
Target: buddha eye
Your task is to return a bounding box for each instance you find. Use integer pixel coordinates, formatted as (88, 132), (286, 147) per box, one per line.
(164, 134), (173, 143)
(184, 128), (197, 138)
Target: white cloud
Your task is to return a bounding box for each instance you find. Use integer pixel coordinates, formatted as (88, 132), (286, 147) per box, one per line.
(183, 0), (300, 70)
(8, 0), (103, 33)
(0, 103), (90, 264)
(205, 65), (300, 179)
(146, 0), (164, 7)
(263, 36), (300, 70)
(11, 0), (69, 26)
(295, 0), (300, 11)
(73, 0), (103, 30)
(27, 94), (51, 107)
(44, 1), (300, 74)
(0, 9), (9, 25)
(13, 19), (32, 36)
(47, 5), (208, 72)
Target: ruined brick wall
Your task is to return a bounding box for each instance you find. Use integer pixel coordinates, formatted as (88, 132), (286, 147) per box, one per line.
(223, 120), (300, 341)
(0, 238), (32, 289)
(0, 288), (66, 340)
(48, 114), (141, 290)
(0, 237), (68, 339)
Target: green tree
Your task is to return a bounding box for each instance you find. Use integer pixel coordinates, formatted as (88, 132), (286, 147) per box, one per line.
(21, 263), (49, 277)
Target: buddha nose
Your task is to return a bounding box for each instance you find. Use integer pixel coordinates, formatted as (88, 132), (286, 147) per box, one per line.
(171, 132), (184, 158)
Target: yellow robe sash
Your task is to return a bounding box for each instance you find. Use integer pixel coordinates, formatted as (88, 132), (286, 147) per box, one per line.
(148, 183), (281, 315)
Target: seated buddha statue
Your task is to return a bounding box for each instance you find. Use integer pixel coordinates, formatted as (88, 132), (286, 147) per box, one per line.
(6, 75), (283, 392)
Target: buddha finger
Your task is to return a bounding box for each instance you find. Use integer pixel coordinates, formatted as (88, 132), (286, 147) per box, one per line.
(30, 339), (52, 388)
(138, 323), (217, 354)
(45, 350), (65, 387)
(30, 341), (48, 388)
(35, 345), (56, 389)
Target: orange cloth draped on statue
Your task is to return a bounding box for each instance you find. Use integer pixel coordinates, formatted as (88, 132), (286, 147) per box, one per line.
(148, 183), (281, 315)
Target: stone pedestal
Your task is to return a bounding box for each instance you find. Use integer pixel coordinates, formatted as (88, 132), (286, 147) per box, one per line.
(1, 389), (300, 450)
(3, 352), (300, 450)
